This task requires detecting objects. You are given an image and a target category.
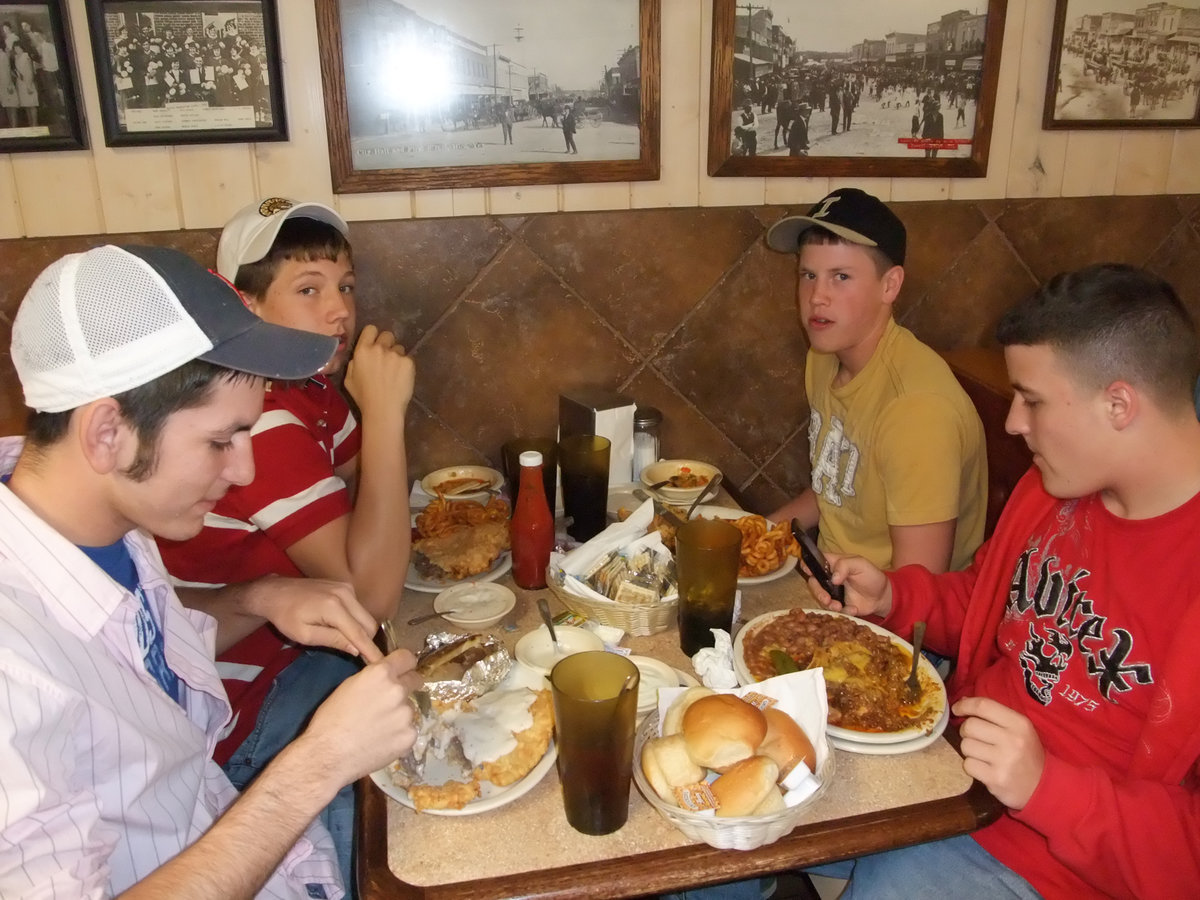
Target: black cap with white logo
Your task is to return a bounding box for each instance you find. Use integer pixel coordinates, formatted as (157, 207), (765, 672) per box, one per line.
(765, 188), (906, 267)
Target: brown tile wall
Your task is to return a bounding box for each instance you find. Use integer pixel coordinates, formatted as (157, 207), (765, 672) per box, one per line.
(2, 195), (1198, 511)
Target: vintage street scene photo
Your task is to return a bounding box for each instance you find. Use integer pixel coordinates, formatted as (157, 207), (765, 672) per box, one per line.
(1049, 0), (1200, 123)
(336, 0), (643, 171)
(727, 1), (991, 159)
(0, 4), (72, 137)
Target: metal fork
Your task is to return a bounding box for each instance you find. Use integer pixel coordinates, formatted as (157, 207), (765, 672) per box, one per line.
(906, 621), (927, 698)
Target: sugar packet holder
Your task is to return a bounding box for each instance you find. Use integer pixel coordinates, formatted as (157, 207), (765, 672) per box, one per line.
(655, 669), (830, 808)
(551, 500), (677, 605)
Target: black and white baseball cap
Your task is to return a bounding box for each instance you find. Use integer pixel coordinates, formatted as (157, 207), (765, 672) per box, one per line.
(217, 197), (349, 283)
(765, 188), (906, 267)
(12, 244), (337, 413)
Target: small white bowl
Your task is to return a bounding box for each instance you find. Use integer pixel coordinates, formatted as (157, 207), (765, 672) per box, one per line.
(421, 465), (504, 502)
(629, 655), (681, 720)
(433, 583), (516, 630)
(514, 625), (605, 677)
(640, 459), (721, 503)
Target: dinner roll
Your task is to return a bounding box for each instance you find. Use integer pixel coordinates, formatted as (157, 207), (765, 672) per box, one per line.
(661, 686), (715, 736)
(681, 694), (768, 771)
(759, 707), (817, 780)
(640, 734), (705, 806)
(752, 785), (786, 815)
(710, 755), (780, 817)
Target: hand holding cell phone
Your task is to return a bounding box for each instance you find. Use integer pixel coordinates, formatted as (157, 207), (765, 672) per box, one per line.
(791, 520), (845, 605)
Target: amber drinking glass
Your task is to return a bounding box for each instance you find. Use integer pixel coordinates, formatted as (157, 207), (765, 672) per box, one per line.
(557, 434), (610, 542)
(550, 651), (639, 835)
(675, 518), (742, 656)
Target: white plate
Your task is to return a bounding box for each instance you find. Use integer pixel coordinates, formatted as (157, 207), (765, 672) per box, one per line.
(733, 608), (948, 744)
(372, 741), (556, 816)
(514, 625), (606, 677)
(370, 667), (557, 815)
(691, 505), (800, 586)
(831, 705), (949, 755)
(420, 465), (504, 502)
(434, 582), (516, 627)
(405, 553), (512, 594)
(607, 484), (643, 521)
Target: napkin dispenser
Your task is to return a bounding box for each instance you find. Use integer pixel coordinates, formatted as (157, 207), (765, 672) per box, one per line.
(559, 389), (635, 485)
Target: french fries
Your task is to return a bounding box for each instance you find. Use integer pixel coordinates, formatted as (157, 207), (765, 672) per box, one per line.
(649, 509), (801, 578)
(725, 515), (801, 577)
(415, 496), (510, 539)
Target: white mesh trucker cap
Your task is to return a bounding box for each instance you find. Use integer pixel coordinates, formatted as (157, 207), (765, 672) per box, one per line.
(217, 197), (349, 283)
(11, 244), (338, 413)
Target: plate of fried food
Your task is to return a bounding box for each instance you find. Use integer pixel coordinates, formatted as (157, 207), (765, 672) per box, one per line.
(733, 608), (948, 753)
(408, 495), (512, 593)
(373, 662), (557, 815)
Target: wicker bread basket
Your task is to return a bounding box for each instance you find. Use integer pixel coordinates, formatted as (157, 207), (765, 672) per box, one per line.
(546, 566), (677, 636)
(632, 710), (835, 851)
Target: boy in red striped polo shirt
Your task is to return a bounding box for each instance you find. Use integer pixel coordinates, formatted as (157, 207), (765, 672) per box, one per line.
(158, 198), (415, 884)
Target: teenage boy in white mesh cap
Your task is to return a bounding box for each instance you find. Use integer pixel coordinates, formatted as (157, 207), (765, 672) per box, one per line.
(156, 199), (415, 880)
(0, 244), (422, 899)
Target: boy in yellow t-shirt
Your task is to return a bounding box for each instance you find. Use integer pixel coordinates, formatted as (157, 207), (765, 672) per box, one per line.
(767, 188), (987, 573)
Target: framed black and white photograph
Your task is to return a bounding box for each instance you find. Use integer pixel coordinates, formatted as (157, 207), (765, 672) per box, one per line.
(314, 0), (661, 192)
(84, 0), (287, 146)
(0, 1), (87, 151)
(707, 0), (1008, 178)
(1044, 0), (1200, 129)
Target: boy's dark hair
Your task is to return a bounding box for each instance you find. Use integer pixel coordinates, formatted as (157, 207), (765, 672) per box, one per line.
(798, 226), (895, 278)
(233, 216), (353, 299)
(997, 264), (1200, 413)
(25, 359), (256, 481)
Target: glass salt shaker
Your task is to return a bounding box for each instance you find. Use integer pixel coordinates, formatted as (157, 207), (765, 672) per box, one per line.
(632, 406), (662, 481)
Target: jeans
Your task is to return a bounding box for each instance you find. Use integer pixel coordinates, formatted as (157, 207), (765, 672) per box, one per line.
(807, 834), (1042, 899)
(223, 649), (363, 892)
(662, 834), (1041, 900)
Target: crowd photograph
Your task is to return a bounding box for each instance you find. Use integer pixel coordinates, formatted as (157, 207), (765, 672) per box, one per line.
(1048, 0), (1200, 123)
(729, 1), (989, 160)
(0, 5), (68, 135)
(99, 4), (274, 130)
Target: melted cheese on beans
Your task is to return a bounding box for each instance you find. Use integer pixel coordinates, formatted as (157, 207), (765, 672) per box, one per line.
(743, 610), (928, 733)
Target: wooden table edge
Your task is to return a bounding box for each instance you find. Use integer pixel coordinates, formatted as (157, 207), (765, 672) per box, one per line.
(356, 746), (1002, 899)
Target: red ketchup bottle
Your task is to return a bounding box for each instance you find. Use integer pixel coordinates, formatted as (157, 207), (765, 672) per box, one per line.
(510, 450), (554, 589)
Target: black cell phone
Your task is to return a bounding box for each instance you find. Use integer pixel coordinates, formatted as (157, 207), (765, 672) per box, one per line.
(792, 521), (845, 605)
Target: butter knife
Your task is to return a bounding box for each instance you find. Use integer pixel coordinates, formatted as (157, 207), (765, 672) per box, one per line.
(633, 488), (686, 528)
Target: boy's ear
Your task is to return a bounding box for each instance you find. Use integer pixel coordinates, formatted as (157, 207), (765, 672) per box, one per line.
(77, 399), (130, 475)
(1105, 380), (1138, 431)
(881, 265), (904, 306)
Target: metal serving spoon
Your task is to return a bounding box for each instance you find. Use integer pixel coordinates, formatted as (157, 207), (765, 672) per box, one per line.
(685, 472), (723, 519)
(406, 608), (466, 626)
(536, 597), (559, 651)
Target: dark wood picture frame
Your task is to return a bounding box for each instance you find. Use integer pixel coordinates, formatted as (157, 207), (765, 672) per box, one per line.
(1043, 0), (1200, 130)
(314, 0), (660, 193)
(84, 0), (287, 147)
(0, 1), (88, 152)
(707, 0), (1008, 178)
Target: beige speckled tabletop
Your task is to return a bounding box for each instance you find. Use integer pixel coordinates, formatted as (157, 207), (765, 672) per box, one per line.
(375, 526), (975, 891)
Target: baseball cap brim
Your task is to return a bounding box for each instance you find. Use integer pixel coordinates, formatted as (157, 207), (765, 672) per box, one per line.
(765, 215), (880, 254)
(131, 244), (337, 382)
(199, 319), (337, 381)
(216, 200), (349, 282)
